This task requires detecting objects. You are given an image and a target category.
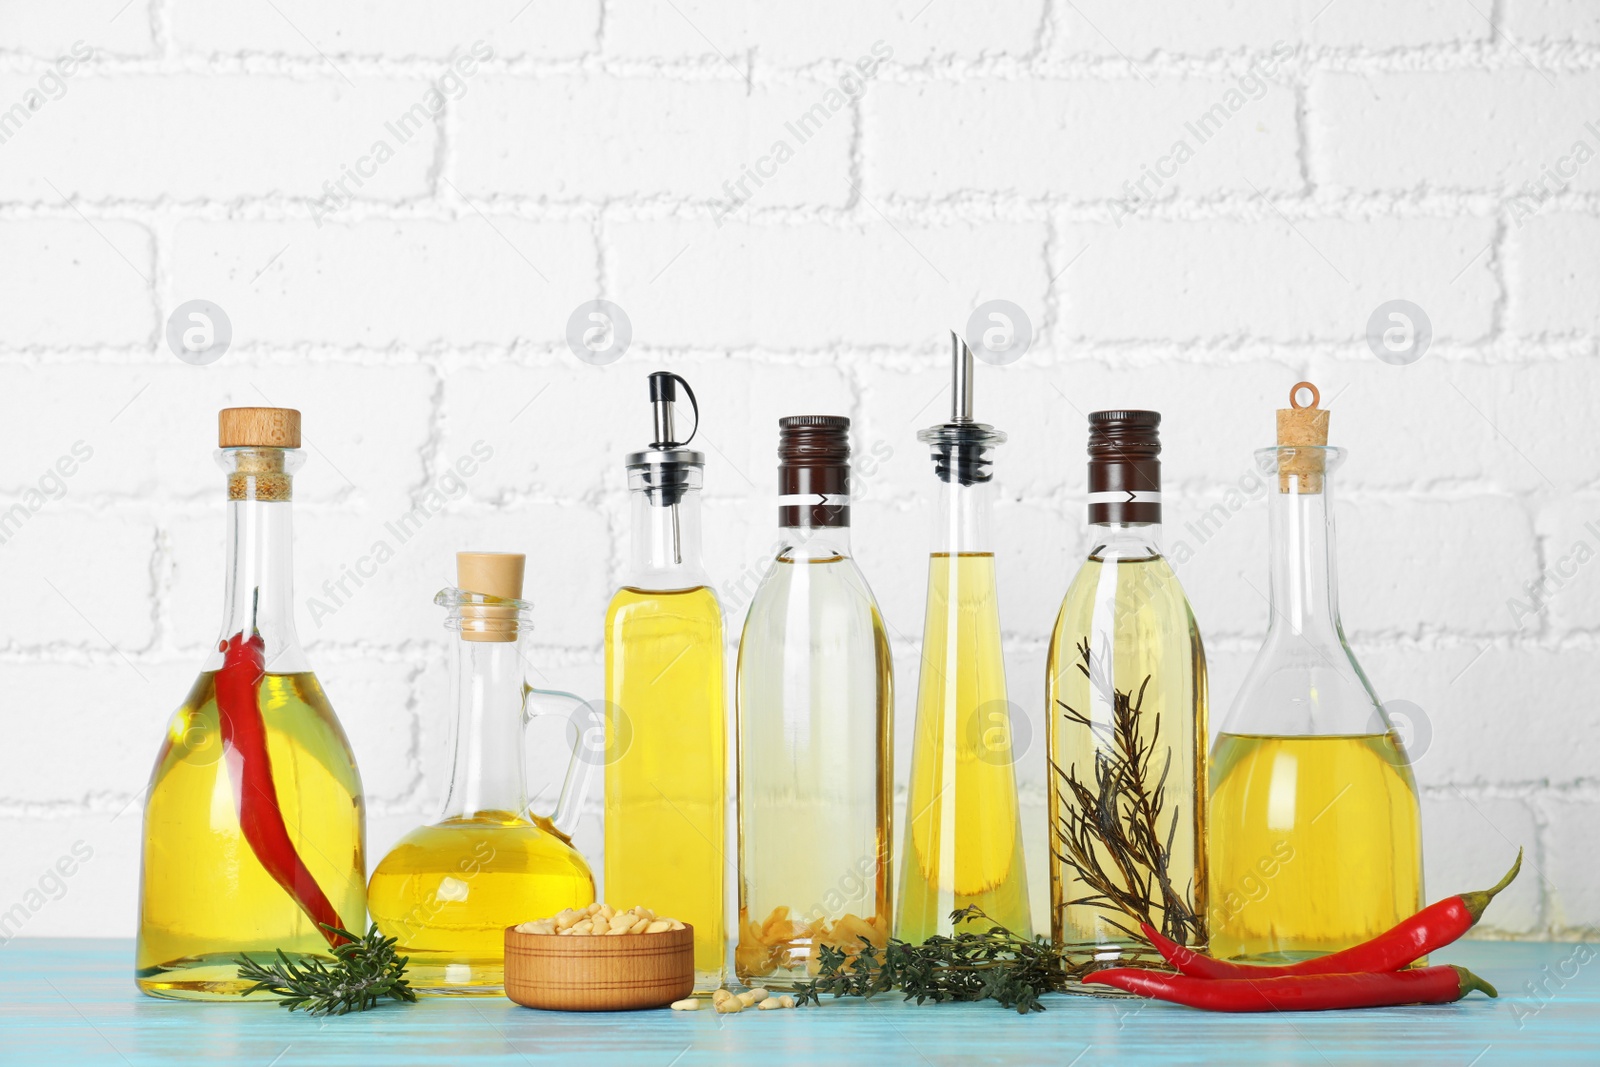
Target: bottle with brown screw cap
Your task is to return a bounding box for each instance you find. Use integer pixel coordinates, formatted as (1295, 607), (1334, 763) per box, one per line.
(735, 416), (893, 988)
(1047, 409), (1209, 985)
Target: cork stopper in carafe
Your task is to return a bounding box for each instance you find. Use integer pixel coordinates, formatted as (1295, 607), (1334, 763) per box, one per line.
(219, 407), (301, 501)
(455, 551), (526, 643)
(1276, 382), (1330, 493)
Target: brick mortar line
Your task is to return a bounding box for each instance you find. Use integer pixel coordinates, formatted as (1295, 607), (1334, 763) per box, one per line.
(3, 42), (1600, 79)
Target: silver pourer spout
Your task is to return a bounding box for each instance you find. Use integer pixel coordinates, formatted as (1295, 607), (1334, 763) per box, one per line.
(951, 330), (975, 423)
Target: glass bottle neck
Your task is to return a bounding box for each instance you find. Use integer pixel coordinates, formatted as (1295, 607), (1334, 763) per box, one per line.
(1267, 482), (1344, 642)
(931, 477), (995, 554)
(440, 637), (530, 820)
(1088, 521), (1164, 562)
(778, 523), (852, 561)
(626, 486), (709, 589)
(217, 495), (307, 673)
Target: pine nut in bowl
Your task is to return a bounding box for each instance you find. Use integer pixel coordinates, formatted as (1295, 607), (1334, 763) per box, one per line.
(504, 905), (694, 1011)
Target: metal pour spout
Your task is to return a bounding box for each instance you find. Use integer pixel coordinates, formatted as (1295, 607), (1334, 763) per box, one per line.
(950, 331), (975, 423)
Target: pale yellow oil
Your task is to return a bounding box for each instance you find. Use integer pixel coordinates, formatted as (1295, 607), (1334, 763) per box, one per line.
(735, 555), (894, 987)
(1207, 732), (1424, 963)
(1047, 553), (1207, 963)
(605, 585), (727, 987)
(897, 552), (1032, 943)
(367, 812), (595, 994)
(136, 671), (365, 999)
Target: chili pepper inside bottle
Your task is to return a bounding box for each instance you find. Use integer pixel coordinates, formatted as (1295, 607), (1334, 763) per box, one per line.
(136, 408), (365, 999)
(1047, 409), (1208, 973)
(735, 416), (893, 987)
(896, 335), (1032, 943)
(368, 552), (597, 994)
(1207, 383), (1424, 963)
(604, 372), (727, 989)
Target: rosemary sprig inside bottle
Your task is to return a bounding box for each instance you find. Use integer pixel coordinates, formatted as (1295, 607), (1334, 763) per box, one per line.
(800, 639), (1199, 1010)
(1052, 638), (1202, 947)
(235, 923), (416, 1016)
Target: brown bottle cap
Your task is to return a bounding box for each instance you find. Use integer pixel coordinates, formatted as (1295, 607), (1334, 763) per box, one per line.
(1087, 410), (1162, 525)
(1276, 382), (1330, 493)
(778, 415), (850, 528)
(220, 407), (301, 449)
(456, 552), (525, 642)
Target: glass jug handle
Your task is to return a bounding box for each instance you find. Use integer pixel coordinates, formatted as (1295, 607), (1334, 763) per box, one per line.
(523, 686), (600, 840)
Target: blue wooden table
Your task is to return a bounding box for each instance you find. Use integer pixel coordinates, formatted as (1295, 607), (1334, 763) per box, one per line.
(2, 940), (1594, 1065)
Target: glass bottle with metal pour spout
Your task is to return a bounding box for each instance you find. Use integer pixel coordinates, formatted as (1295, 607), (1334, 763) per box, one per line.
(1208, 383), (1423, 963)
(896, 335), (1032, 943)
(368, 552), (596, 994)
(605, 371), (727, 989)
(1047, 410), (1207, 981)
(736, 416), (893, 987)
(136, 408), (365, 999)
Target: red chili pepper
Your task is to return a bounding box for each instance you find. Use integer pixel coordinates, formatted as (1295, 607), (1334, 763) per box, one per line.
(216, 630), (349, 949)
(1084, 965), (1497, 1012)
(1142, 850), (1521, 980)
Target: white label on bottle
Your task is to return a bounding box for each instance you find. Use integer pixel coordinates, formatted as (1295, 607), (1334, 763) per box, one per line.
(1086, 491), (1162, 505)
(777, 494), (850, 508)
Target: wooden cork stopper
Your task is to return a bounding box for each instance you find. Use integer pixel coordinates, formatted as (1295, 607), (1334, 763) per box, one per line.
(456, 552), (525, 642)
(220, 407), (301, 449)
(1276, 382), (1330, 493)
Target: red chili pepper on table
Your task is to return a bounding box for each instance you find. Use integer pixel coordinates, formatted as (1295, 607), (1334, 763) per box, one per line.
(1142, 851), (1522, 980)
(216, 630), (349, 949)
(1084, 965), (1497, 1012)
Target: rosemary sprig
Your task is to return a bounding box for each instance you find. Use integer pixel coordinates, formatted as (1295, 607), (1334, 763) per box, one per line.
(796, 906), (1082, 1014)
(235, 923), (416, 1016)
(1050, 639), (1202, 946)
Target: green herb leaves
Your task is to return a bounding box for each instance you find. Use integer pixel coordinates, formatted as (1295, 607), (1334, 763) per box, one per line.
(235, 924), (415, 1016)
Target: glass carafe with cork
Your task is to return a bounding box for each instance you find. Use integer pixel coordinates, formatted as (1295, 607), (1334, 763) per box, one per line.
(604, 371), (727, 989)
(735, 415), (894, 988)
(896, 335), (1032, 943)
(1208, 382), (1424, 963)
(367, 552), (596, 994)
(136, 407), (365, 999)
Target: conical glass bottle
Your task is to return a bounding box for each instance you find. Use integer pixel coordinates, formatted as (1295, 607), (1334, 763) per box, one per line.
(136, 407), (365, 999)
(604, 371), (727, 989)
(1208, 383), (1423, 962)
(896, 336), (1031, 943)
(368, 552), (596, 994)
(735, 416), (893, 988)
(1047, 410), (1207, 978)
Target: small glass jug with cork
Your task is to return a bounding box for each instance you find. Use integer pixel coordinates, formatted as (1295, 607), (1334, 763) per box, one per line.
(368, 552), (597, 995)
(1208, 383), (1424, 963)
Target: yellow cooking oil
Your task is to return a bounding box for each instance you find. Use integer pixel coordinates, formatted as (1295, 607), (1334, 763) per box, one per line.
(136, 671), (365, 999)
(604, 584), (727, 987)
(896, 552), (1032, 943)
(1207, 732), (1424, 963)
(367, 811), (595, 993)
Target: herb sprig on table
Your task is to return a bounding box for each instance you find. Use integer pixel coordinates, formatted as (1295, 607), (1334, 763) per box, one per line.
(236, 923), (415, 1016)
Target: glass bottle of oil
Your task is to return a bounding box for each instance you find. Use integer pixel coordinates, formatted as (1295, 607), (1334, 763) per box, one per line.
(605, 371), (727, 989)
(896, 335), (1031, 943)
(736, 416), (893, 988)
(368, 552), (596, 994)
(1047, 410), (1207, 979)
(1208, 383), (1423, 963)
(136, 407), (365, 999)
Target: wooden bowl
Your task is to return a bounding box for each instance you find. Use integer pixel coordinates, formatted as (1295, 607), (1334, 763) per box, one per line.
(503, 924), (695, 1011)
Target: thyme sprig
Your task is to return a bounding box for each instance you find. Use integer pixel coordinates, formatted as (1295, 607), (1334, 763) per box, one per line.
(1051, 639), (1202, 946)
(235, 923), (416, 1016)
(796, 906), (1082, 1014)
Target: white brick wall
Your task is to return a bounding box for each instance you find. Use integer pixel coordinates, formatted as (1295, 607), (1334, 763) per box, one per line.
(0, 0), (1595, 942)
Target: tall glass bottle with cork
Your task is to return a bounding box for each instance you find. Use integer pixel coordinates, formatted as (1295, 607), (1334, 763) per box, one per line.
(736, 416), (893, 987)
(896, 335), (1032, 943)
(136, 408), (365, 999)
(1047, 410), (1207, 976)
(368, 552), (596, 994)
(605, 372), (727, 989)
(1208, 383), (1423, 962)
